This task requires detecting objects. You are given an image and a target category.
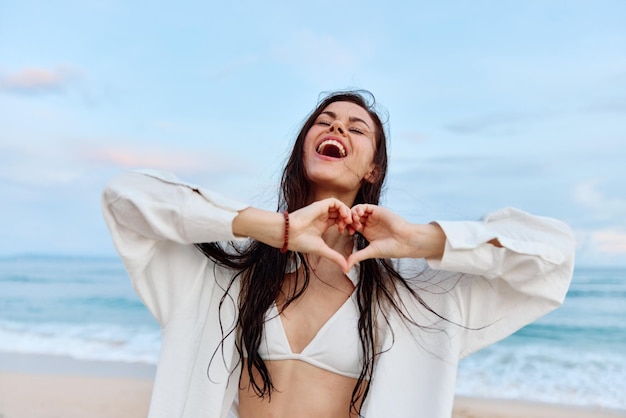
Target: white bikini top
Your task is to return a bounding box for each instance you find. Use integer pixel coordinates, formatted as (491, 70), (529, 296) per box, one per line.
(257, 290), (364, 379)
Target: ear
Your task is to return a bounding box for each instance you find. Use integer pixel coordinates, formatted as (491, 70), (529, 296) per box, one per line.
(364, 165), (381, 184)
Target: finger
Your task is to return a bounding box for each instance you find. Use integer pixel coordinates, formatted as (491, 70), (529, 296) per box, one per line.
(338, 218), (353, 234)
(326, 210), (345, 233)
(332, 200), (353, 223)
(318, 246), (349, 273)
(329, 201), (353, 233)
(336, 218), (346, 234)
(350, 204), (363, 219)
(346, 245), (378, 271)
(350, 205), (366, 229)
(340, 205), (353, 225)
(349, 220), (363, 234)
(352, 204), (373, 223)
(352, 203), (371, 215)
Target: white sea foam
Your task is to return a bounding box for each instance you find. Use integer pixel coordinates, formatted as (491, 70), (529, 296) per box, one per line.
(456, 342), (626, 411)
(0, 320), (160, 364)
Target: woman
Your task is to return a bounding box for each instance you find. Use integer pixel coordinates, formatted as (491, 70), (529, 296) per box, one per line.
(102, 90), (575, 418)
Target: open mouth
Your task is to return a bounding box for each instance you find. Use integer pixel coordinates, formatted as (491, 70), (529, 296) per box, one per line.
(316, 139), (347, 158)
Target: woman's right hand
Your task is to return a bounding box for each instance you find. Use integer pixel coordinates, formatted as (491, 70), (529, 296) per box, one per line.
(288, 198), (353, 271)
(232, 199), (353, 272)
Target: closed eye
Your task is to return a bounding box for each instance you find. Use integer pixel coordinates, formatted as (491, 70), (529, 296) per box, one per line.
(349, 127), (365, 135)
(315, 116), (368, 135)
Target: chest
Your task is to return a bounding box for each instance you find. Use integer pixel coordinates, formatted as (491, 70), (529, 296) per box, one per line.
(277, 264), (355, 353)
(260, 276), (364, 379)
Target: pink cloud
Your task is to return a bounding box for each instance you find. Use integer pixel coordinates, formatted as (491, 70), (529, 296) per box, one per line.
(0, 66), (80, 95)
(592, 230), (626, 254)
(82, 146), (241, 174)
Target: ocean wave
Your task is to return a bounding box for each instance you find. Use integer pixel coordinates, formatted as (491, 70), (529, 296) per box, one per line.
(566, 289), (626, 298)
(58, 296), (147, 310)
(0, 320), (160, 364)
(515, 323), (626, 346)
(0, 275), (51, 284)
(457, 342), (626, 411)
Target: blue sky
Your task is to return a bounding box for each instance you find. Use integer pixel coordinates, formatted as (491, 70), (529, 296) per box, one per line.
(1, 0), (624, 266)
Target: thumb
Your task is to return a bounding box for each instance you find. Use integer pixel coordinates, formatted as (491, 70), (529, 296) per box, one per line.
(318, 246), (349, 273)
(346, 245), (378, 272)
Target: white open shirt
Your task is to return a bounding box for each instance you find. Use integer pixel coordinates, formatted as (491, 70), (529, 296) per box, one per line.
(102, 169), (575, 418)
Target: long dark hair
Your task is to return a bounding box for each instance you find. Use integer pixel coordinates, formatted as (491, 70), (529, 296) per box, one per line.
(197, 90), (433, 415)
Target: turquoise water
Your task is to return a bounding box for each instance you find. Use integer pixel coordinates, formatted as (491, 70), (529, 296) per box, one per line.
(0, 256), (624, 410)
(0, 256), (159, 363)
(456, 267), (626, 410)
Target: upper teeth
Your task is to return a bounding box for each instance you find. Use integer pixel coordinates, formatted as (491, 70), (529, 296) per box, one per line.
(317, 139), (346, 157)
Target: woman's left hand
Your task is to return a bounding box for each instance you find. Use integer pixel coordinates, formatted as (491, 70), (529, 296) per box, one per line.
(346, 204), (446, 271)
(288, 198), (354, 271)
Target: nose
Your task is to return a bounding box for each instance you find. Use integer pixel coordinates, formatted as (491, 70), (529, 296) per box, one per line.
(329, 120), (345, 135)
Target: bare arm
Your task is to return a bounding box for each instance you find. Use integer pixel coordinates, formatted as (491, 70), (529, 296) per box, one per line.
(346, 204), (448, 270)
(233, 199), (354, 272)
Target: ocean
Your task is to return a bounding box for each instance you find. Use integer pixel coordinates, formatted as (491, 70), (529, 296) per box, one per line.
(0, 256), (624, 411)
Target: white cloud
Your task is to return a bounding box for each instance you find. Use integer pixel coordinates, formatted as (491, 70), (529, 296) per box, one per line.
(574, 180), (605, 207)
(592, 230), (626, 254)
(0, 140), (254, 190)
(574, 228), (626, 266)
(573, 179), (626, 224)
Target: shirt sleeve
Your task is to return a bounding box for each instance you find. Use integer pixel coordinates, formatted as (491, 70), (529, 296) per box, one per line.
(422, 207), (576, 358)
(101, 169), (249, 325)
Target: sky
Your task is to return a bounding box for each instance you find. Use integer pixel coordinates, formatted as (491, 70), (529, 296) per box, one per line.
(0, 0), (625, 266)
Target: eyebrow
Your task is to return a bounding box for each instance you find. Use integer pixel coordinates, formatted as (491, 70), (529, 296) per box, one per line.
(320, 111), (372, 130)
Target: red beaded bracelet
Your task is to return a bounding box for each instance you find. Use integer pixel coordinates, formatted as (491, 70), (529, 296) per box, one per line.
(280, 210), (289, 254)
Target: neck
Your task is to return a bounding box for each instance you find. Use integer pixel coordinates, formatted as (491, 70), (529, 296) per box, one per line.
(322, 227), (354, 254)
(307, 187), (359, 208)
(306, 186), (361, 253)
